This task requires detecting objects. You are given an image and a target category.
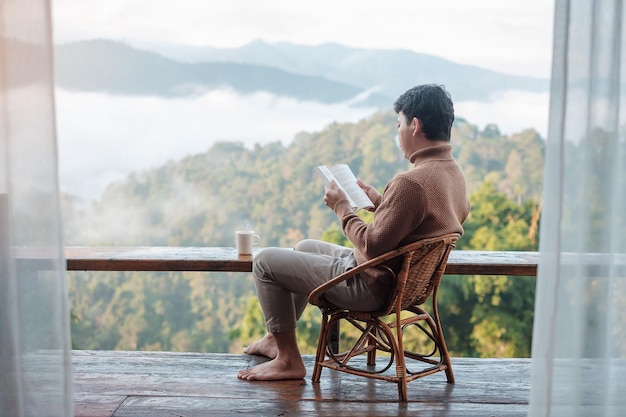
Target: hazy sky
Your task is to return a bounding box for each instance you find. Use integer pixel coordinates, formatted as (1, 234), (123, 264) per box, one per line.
(52, 0), (555, 78)
(51, 0), (555, 201)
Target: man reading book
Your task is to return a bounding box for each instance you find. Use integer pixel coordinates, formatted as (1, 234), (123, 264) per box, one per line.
(237, 84), (471, 381)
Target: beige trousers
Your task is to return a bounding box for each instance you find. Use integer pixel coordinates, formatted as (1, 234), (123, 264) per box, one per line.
(252, 239), (384, 333)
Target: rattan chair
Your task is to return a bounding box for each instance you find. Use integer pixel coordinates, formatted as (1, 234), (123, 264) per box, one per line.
(308, 233), (460, 401)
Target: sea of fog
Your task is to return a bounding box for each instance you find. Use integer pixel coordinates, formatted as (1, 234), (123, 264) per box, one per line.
(55, 88), (549, 202)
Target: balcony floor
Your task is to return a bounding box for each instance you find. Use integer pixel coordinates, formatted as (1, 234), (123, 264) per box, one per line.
(73, 350), (531, 417)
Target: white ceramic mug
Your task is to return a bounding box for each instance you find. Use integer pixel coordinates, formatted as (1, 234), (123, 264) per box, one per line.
(236, 230), (260, 255)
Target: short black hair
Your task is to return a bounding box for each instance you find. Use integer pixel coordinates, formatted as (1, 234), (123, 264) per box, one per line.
(393, 84), (454, 141)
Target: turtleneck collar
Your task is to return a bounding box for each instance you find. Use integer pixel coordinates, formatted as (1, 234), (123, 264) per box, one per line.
(408, 143), (453, 166)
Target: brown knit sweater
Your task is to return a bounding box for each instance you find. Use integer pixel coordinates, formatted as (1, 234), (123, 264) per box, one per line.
(333, 143), (470, 297)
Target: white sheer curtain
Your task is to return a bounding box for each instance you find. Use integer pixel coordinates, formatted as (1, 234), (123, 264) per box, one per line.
(0, 0), (73, 416)
(530, 0), (626, 416)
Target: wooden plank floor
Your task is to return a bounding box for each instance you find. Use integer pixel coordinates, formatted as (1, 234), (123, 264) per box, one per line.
(73, 351), (530, 417)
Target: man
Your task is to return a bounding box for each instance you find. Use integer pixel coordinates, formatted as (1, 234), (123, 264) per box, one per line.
(237, 84), (470, 381)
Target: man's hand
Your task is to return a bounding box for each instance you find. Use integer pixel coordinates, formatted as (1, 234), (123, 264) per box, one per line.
(357, 178), (381, 210)
(324, 181), (349, 210)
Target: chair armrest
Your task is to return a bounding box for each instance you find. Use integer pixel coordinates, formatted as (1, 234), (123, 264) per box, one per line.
(307, 234), (460, 307)
(307, 249), (402, 306)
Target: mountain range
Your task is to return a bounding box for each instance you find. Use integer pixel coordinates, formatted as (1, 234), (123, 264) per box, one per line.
(53, 39), (550, 106)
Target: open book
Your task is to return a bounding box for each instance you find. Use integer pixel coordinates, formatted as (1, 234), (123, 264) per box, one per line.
(314, 164), (375, 211)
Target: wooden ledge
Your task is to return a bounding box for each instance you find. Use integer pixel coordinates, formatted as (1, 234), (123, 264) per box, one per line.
(65, 246), (255, 272)
(63, 247), (539, 276)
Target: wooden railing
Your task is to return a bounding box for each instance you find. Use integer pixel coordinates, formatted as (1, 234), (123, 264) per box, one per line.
(63, 246), (539, 276)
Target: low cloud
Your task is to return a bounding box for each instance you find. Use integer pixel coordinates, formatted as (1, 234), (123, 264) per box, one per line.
(455, 90), (549, 138)
(55, 88), (549, 202)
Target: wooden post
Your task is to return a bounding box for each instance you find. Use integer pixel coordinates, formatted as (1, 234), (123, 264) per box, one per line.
(329, 321), (339, 354)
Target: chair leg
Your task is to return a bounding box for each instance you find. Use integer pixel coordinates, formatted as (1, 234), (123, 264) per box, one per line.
(439, 329), (455, 383)
(394, 312), (409, 402)
(430, 292), (455, 384)
(311, 312), (329, 383)
(444, 356), (455, 383)
(398, 379), (408, 402)
(366, 331), (376, 366)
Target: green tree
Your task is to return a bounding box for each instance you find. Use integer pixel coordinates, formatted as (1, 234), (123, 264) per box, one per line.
(439, 180), (539, 357)
(64, 111), (545, 357)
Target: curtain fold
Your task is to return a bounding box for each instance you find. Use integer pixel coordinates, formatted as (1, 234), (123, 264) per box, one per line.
(0, 0), (73, 416)
(530, 0), (626, 416)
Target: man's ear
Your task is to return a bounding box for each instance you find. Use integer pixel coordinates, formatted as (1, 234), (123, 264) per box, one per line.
(412, 117), (422, 135)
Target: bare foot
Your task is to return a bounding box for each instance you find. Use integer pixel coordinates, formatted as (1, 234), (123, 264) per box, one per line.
(237, 356), (306, 381)
(242, 333), (278, 359)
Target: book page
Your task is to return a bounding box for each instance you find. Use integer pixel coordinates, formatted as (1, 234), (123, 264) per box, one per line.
(329, 164), (374, 210)
(314, 165), (357, 208)
(313, 165), (334, 187)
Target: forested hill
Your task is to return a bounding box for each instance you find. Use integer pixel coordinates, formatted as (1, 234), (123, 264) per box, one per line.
(64, 111), (545, 357)
(62, 111), (545, 249)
